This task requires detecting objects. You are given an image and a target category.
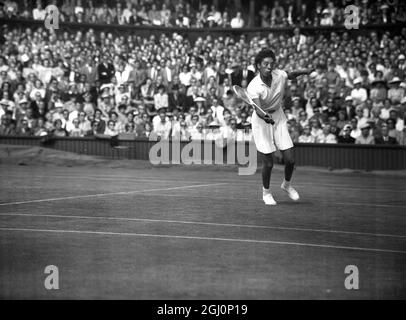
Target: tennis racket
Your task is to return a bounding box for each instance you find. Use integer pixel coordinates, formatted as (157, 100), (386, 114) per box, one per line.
(233, 85), (274, 124)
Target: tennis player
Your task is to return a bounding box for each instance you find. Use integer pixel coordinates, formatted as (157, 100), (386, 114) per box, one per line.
(247, 49), (314, 205)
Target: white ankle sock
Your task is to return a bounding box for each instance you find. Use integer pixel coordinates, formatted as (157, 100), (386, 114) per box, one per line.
(263, 187), (270, 195)
(283, 179), (290, 187)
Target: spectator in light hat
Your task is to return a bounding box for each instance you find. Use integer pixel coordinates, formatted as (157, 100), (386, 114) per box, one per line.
(351, 77), (367, 105)
(355, 123), (374, 144)
(388, 77), (404, 105)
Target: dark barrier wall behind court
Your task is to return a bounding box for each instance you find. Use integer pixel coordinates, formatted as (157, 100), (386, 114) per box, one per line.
(1, 136), (405, 171)
(1, 18), (405, 42)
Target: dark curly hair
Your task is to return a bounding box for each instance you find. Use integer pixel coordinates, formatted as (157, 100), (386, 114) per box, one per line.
(254, 49), (276, 72)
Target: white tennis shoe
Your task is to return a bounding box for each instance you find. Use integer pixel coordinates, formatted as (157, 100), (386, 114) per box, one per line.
(263, 192), (277, 206)
(281, 181), (300, 201)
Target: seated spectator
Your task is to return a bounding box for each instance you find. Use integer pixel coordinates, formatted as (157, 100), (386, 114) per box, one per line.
(219, 118), (238, 142)
(387, 77), (404, 105)
(351, 78), (368, 105)
(137, 122), (153, 138)
(179, 65), (192, 87)
(104, 120), (119, 137)
(125, 122), (136, 134)
(154, 85), (169, 111)
(153, 110), (172, 140)
(32, 1), (46, 20)
(33, 117), (48, 136)
(140, 78), (155, 110)
(298, 125), (315, 143)
(349, 118), (361, 139)
(230, 12), (244, 28)
(379, 99), (393, 120)
(190, 122), (204, 140)
(69, 118), (83, 137)
(97, 54), (115, 85)
(259, 5), (271, 27)
(310, 118), (323, 139)
(316, 124), (337, 143)
(370, 79), (387, 104)
(16, 119), (32, 136)
(355, 123), (374, 144)
(386, 118), (401, 141)
(271, 0), (285, 25)
(188, 113), (200, 132)
(52, 119), (68, 137)
(172, 120), (191, 141)
(375, 124), (398, 145)
(337, 124), (355, 144)
(320, 9), (333, 26)
(110, 111), (125, 133)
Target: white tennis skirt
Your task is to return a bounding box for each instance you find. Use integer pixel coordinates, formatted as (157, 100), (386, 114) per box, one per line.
(251, 112), (293, 154)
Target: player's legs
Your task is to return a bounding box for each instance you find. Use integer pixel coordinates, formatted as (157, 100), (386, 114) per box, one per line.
(280, 147), (300, 201)
(251, 113), (277, 205)
(261, 152), (277, 205)
(280, 147), (295, 182)
(261, 152), (273, 189)
(273, 123), (299, 201)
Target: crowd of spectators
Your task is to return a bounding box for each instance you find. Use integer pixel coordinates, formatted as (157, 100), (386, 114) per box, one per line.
(1, 0), (406, 28)
(0, 21), (406, 145)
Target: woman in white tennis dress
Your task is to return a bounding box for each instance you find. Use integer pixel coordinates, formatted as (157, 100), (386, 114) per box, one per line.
(247, 49), (314, 206)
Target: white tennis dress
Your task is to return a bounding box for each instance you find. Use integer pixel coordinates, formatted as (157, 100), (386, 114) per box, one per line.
(247, 70), (293, 154)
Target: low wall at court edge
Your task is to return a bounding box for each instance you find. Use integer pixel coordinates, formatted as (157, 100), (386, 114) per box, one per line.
(0, 135), (405, 171)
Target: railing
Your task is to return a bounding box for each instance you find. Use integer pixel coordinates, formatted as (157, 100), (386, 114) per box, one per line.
(1, 135), (405, 171)
(1, 18), (404, 41)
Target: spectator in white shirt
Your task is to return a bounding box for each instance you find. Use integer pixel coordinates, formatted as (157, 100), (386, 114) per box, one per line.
(104, 120), (119, 136)
(179, 65), (192, 87)
(153, 110), (172, 140)
(172, 120), (191, 141)
(230, 12), (244, 28)
(351, 77), (368, 105)
(190, 122), (204, 140)
(154, 85), (169, 111)
(320, 9), (334, 26)
(210, 98), (225, 125)
(32, 1), (46, 20)
(298, 125), (316, 143)
(316, 125), (337, 143)
(350, 118), (361, 139)
(122, 2), (133, 23)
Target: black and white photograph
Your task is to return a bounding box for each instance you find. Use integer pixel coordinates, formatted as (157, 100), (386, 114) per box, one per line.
(0, 0), (405, 305)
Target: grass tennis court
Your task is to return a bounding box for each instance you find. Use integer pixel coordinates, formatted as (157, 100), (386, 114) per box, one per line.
(0, 149), (405, 299)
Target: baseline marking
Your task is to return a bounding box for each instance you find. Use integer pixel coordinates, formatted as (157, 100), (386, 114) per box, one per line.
(1, 173), (404, 193)
(138, 192), (406, 209)
(0, 227), (405, 255)
(0, 183), (227, 206)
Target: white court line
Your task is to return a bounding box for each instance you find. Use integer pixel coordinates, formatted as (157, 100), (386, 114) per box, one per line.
(0, 227), (405, 255)
(1, 212), (405, 239)
(0, 183), (227, 206)
(136, 192), (406, 209)
(0, 186), (403, 209)
(1, 173), (404, 193)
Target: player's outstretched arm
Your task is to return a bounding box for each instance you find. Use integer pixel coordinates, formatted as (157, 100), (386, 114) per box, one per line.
(286, 68), (315, 80)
